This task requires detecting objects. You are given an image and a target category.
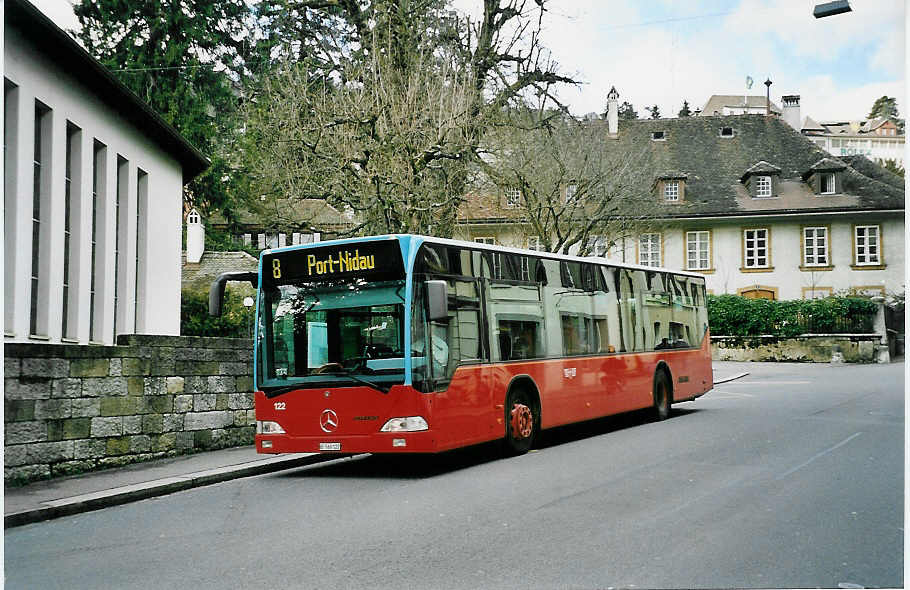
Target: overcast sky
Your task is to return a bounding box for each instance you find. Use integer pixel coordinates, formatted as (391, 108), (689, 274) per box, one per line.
(34, 0), (906, 123)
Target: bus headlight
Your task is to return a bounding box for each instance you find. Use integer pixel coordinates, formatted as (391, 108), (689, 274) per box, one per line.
(380, 416), (428, 432)
(256, 420), (286, 435)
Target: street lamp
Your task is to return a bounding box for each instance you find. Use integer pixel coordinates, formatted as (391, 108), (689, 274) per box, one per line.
(813, 1), (851, 18)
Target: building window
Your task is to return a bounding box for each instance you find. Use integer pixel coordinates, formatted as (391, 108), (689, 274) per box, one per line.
(639, 233), (661, 267)
(565, 184), (577, 202)
(135, 169), (148, 333)
(505, 187), (522, 208)
(651, 131), (666, 141)
(62, 122), (80, 339)
(720, 127), (734, 137)
(820, 172), (836, 194)
(91, 141), (106, 342)
(754, 175), (772, 198)
(738, 285), (777, 300)
(686, 231), (711, 270)
(854, 225), (881, 265)
(114, 156), (128, 338)
(663, 180), (679, 202)
(474, 237), (501, 278)
(586, 235), (608, 257)
(743, 228), (770, 269)
(803, 227), (829, 266)
(243, 233), (252, 246)
(526, 236), (542, 251)
(257, 233), (265, 250)
(30, 102), (51, 337)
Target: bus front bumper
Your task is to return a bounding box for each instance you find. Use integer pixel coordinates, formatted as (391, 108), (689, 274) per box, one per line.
(255, 431), (439, 454)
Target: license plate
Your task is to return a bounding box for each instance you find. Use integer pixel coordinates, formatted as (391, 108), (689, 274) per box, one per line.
(319, 442), (341, 451)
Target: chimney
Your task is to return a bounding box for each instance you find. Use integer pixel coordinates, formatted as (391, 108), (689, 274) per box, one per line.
(186, 208), (204, 264)
(607, 86), (619, 136)
(782, 95), (801, 130)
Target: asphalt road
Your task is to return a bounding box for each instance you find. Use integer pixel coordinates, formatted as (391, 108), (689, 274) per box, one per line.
(5, 362), (904, 589)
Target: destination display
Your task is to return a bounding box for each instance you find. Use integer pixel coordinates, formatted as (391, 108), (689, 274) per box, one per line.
(262, 238), (405, 286)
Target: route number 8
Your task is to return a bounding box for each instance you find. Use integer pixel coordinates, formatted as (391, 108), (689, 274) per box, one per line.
(272, 259), (281, 279)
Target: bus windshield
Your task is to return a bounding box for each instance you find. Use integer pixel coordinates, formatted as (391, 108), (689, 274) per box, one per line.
(261, 278), (407, 390)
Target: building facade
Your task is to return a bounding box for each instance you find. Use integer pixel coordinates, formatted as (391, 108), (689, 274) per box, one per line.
(457, 97), (904, 302)
(4, 0), (208, 345)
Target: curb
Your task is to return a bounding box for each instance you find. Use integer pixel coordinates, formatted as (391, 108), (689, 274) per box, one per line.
(4, 453), (345, 529)
(713, 371), (749, 385)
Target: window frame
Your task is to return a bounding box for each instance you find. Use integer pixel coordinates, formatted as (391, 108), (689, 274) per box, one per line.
(741, 227), (771, 270)
(638, 232), (662, 267)
(754, 175), (772, 198)
(853, 224), (882, 267)
(663, 179), (679, 202)
(505, 187), (522, 208)
(819, 172), (836, 195)
(801, 226), (830, 268)
(685, 230), (712, 272)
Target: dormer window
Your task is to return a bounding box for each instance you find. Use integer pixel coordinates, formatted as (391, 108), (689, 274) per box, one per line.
(505, 187), (521, 208)
(802, 157), (846, 196)
(664, 180), (680, 201)
(651, 131), (666, 141)
(720, 127), (734, 137)
(655, 174), (686, 203)
(741, 161), (781, 199)
(820, 172), (836, 194)
(754, 175), (772, 197)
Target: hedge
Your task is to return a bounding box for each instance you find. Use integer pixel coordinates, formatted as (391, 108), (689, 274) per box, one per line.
(181, 288), (254, 338)
(707, 294), (877, 337)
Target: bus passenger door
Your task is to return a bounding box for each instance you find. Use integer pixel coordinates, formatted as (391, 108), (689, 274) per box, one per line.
(427, 277), (492, 449)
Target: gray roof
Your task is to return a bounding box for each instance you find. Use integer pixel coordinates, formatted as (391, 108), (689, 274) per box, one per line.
(6, 0), (209, 182)
(700, 95), (782, 116)
(182, 251), (258, 291)
(602, 114), (903, 217)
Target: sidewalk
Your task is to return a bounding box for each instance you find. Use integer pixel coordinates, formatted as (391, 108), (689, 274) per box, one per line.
(712, 360), (751, 384)
(6, 361), (749, 528)
(4, 446), (342, 528)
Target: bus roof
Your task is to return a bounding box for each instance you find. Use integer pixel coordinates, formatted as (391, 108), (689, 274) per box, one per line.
(264, 233), (708, 280)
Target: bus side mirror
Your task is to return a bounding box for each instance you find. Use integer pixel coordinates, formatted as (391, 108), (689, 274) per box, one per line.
(426, 280), (448, 322)
(209, 271), (259, 317)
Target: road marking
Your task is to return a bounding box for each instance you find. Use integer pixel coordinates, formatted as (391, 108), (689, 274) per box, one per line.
(709, 392), (755, 399)
(776, 432), (863, 480)
(729, 381), (811, 385)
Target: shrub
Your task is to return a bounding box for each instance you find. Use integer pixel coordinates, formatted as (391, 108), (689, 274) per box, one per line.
(181, 288), (254, 338)
(707, 294), (877, 337)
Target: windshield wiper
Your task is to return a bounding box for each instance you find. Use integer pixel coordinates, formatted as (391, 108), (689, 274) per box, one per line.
(317, 371), (390, 394)
(261, 371), (390, 398)
(261, 384), (303, 399)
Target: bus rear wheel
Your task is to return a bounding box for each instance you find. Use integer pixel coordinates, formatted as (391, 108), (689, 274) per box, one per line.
(653, 370), (671, 421)
(504, 388), (538, 456)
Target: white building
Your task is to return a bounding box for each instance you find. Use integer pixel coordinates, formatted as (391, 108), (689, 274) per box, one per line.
(4, 0), (208, 345)
(458, 91), (904, 302)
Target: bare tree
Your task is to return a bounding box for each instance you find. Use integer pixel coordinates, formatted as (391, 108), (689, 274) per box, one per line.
(239, 0), (576, 237)
(476, 109), (658, 255)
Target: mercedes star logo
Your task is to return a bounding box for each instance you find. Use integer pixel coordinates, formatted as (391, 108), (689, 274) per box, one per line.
(319, 409), (339, 433)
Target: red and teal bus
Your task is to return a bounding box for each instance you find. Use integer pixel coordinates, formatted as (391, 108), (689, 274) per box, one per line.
(210, 234), (712, 456)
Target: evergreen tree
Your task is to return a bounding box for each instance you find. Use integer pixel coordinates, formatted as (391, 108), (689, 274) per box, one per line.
(678, 100), (691, 117)
(73, 0), (252, 219)
(646, 105), (661, 119)
(617, 101), (638, 120)
(868, 96), (905, 132)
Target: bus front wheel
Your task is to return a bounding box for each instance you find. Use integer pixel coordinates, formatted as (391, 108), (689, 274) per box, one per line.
(504, 387), (538, 456)
(652, 370), (672, 421)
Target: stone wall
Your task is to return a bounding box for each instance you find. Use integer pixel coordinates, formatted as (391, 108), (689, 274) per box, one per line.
(711, 334), (888, 363)
(4, 335), (256, 485)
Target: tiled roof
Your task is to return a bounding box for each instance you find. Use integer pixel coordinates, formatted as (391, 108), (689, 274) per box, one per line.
(460, 114), (903, 222)
(700, 95), (782, 116)
(209, 199), (355, 231)
(182, 251), (258, 291)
